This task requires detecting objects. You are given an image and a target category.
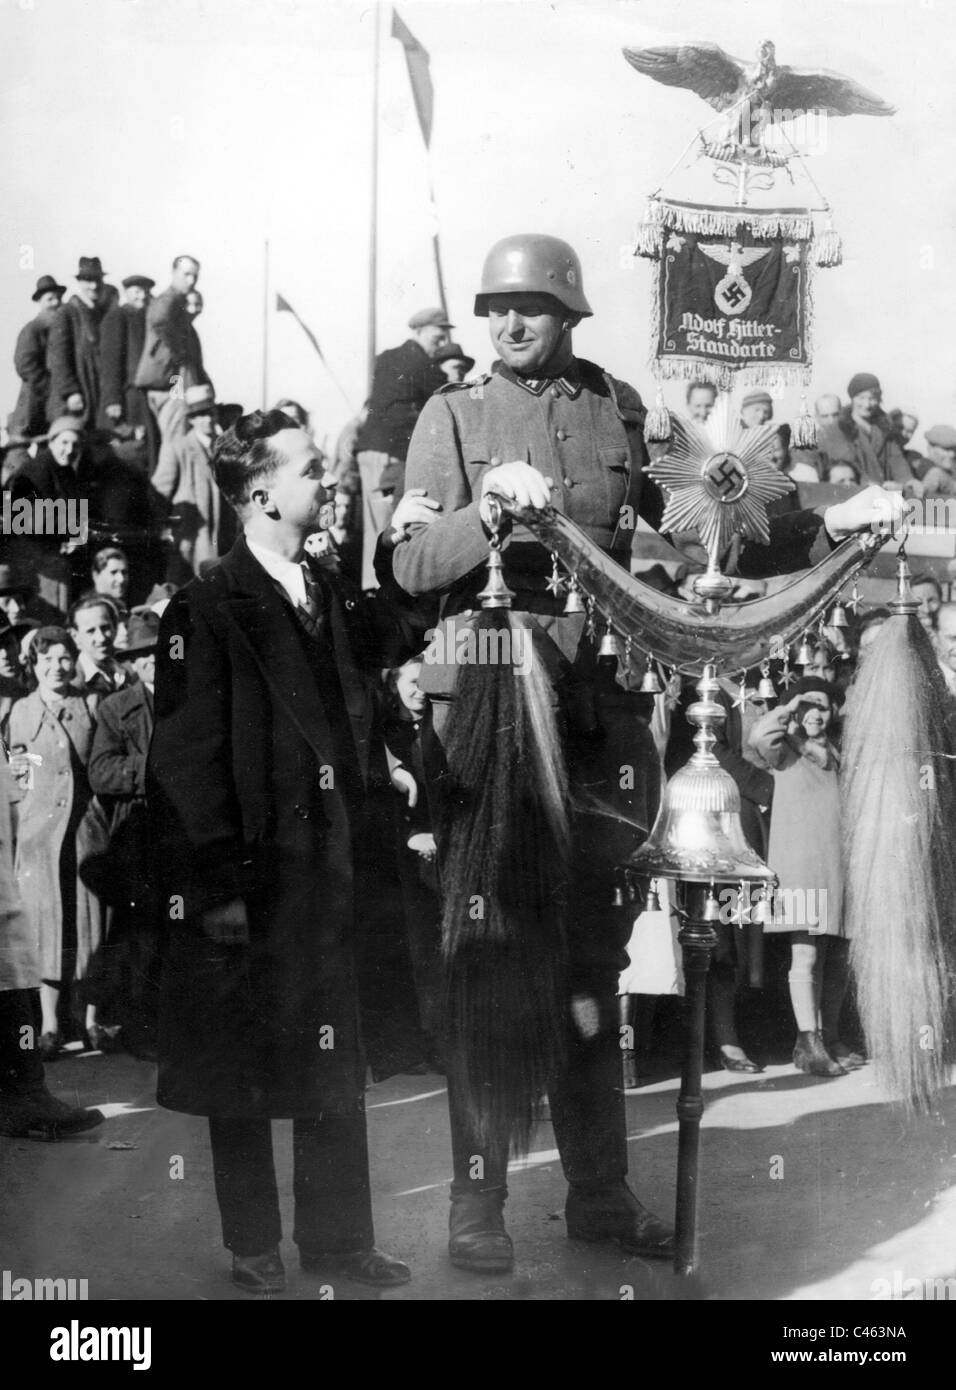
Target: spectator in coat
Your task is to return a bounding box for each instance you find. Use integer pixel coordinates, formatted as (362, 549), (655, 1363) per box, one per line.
(99, 275), (158, 466)
(917, 424), (956, 499)
(8, 274), (65, 443)
(133, 255), (207, 452)
(151, 383), (235, 583)
(88, 609), (160, 1059)
(0, 755), (104, 1139)
(740, 389), (773, 429)
(68, 596), (135, 707)
(89, 546), (130, 607)
(435, 342), (475, 385)
(0, 562), (35, 630)
(0, 619), (32, 731)
(354, 306), (450, 587)
(817, 373), (920, 494)
(46, 257), (111, 427)
(7, 628), (109, 1058)
(6, 417), (92, 618)
(686, 380), (717, 423)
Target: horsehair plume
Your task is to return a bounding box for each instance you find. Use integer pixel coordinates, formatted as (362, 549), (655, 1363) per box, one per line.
(439, 609), (569, 1156)
(841, 613), (956, 1111)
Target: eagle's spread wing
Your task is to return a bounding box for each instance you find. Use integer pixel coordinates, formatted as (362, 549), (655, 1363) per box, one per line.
(622, 43), (746, 112)
(698, 243), (732, 266)
(736, 247), (771, 267)
(770, 66), (896, 118)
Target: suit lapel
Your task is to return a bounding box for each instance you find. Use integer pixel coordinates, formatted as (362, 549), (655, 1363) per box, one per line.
(217, 536), (341, 771)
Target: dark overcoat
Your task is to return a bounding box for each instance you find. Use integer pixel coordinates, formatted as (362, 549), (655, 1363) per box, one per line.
(9, 310), (56, 439)
(146, 534), (415, 1118)
(46, 297), (106, 426)
(99, 302), (153, 436)
(355, 338), (447, 462)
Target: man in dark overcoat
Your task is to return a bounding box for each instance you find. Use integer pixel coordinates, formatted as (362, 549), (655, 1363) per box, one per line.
(46, 257), (110, 427)
(99, 275), (158, 465)
(147, 409), (413, 1294)
(8, 274), (65, 443)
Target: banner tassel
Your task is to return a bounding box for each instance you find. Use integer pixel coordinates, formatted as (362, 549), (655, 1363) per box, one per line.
(644, 386), (672, 443)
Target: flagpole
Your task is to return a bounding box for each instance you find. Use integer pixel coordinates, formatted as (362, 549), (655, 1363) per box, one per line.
(428, 170), (449, 320)
(368, 0), (381, 397)
(262, 238), (270, 409)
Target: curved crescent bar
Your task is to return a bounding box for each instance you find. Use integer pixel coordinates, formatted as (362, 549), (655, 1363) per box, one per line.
(500, 501), (890, 675)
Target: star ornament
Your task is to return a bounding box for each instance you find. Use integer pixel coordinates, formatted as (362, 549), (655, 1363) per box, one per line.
(647, 414), (794, 562)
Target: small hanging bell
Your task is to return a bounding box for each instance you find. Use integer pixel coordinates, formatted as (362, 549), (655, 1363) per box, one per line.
(598, 627), (622, 659)
(829, 602), (849, 629)
(757, 660), (776, 700)
(563, 575), (586, 614)
(639, 663), (664, 695)
(644, 879), (661, 914)
(752, 887), (774, 927)
(702, 886), (721, 923)
(476, 509), (515, 609)
(794, 634), (814, 667)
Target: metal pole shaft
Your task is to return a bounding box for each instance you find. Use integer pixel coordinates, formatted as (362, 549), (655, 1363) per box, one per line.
(367, 0), (381, 398)
(262, 238), (269, 409)
(673, 903), (717, 1276)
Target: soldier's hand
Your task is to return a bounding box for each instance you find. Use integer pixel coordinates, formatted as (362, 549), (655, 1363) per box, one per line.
(201, 897), (250, 944)
(823, 485), (906, 540)
(480, 457), (553, 524)
(390, 488), (441, 544)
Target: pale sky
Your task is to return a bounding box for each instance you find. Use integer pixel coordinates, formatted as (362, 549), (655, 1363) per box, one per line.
(2, 0), (953, 450)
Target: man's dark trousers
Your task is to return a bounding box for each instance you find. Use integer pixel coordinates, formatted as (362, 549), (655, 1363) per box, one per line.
(208, 1115), (374, 1257)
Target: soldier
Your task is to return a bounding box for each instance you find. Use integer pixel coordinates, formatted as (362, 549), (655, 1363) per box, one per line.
(394, 232), (903, 1274)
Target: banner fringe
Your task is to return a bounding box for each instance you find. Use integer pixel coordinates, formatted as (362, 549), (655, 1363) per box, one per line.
(656, 199), (814, 242)
(655, 356), (812, 393)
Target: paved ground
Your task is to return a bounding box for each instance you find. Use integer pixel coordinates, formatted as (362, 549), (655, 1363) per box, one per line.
(2, 1042), (955, 1303)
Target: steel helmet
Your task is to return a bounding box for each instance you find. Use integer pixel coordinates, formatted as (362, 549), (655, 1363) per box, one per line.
(474, 234), (593, 317)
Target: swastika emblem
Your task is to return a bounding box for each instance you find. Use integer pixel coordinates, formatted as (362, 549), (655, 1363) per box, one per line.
(701, 452), (749, 504)
(714, 272), (752, 316)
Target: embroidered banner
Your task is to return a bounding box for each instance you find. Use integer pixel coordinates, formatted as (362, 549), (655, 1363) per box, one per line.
(655, 221), (811, 389)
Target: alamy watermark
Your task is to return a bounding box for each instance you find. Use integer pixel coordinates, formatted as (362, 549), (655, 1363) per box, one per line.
(1, 492), (88, 541)
(424, 617), (533, 675)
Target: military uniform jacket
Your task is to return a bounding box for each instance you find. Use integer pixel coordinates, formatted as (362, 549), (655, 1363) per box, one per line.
(393, 358), (832, 668)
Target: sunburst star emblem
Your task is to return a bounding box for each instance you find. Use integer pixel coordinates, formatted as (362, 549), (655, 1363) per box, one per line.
(647, 414), (794, 561)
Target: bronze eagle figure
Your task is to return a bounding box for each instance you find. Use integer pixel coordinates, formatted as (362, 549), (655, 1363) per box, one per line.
(623, 39), (895, 122)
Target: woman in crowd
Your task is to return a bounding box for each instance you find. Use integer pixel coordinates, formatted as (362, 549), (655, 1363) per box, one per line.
(7, 627), (108, 1057)
(748, 677), (864, 1077)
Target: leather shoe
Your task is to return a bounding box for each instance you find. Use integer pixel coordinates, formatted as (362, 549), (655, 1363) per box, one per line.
(232, 1249), (286, 1294)
(300, 1247), (411, 1286)
(720, 1049), (764, 1074)
(0, 1090), (104, 1141)
(449, 1189), (514, 1273)
(566, 1182), (674, 1260)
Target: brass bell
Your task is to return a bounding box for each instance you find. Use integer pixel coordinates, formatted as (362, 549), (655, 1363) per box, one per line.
(644, 880), (661, 913)
(829, 603), (849, 629)
(477, 544), (515, 610)
(598, 628), (623, 659)
(563, 578), (586, 614)
(751, 888), (775, 927)
(702, 889), (721, 922)
(756, 673), (776, 700)
(639, 665), (664, 695)
(794, 635), (814, 666)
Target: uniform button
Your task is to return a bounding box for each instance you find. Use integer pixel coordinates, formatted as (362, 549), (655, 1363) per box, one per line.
(556, 429), (568, 441)
(56, 800), (66, 808)
(564, 477), (575, 488)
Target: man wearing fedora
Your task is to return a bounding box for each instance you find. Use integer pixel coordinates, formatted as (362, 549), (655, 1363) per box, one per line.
(354, 305), (451, 588)
(100, 275), (158, 464)
(134, 255), (209, 456)
(435, 341), (476, 385)
(89, 608), (161, 1058)
(8, 275), (66, 446)
(46, 257), (111, 427)
(152, 382), (235, 583)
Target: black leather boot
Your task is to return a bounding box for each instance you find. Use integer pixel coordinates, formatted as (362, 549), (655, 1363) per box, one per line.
(793, 1030), (847, 1077)
(448, 1187), (514, 1273)
(565, 1181), (674, 1259)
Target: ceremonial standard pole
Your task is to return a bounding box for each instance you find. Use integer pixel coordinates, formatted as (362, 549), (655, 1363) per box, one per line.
(367, 0), (381, 398)
(261, 238), (270, 409)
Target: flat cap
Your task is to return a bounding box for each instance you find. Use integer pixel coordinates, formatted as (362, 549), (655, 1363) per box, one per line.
(408, 306), (454, 330)
(925, 424), (956, 449)
(122, 274), (155, 291)
(47, 415), (84, 441)
(741, 389), (773, 408)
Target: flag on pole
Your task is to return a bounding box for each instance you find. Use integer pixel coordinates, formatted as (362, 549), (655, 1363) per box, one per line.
(391, 7), (433, 147)
(276, 291), (326, 364)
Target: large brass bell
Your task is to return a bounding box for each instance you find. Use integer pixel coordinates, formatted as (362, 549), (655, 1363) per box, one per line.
(477, 543), (515, 609)
(829, 603), (849, 629)
(756, 662), (776, 699)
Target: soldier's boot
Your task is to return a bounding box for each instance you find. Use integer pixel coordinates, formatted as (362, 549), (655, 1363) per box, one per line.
(0, 1087), (104, 1141)
(448, 1186), (514, 1273)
